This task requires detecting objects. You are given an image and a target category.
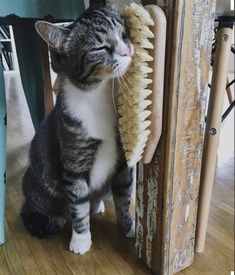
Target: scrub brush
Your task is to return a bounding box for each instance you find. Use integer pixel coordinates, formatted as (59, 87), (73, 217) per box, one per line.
(118, 3), (166, 167)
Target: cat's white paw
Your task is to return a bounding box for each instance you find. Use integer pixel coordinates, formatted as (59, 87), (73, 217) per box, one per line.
(125, 221), (136, 238)
(69, 230), (92, 254)
(96, 200), (105, 214)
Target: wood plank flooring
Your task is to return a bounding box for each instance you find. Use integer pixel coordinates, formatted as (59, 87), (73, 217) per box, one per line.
(0, 73), (234, 274)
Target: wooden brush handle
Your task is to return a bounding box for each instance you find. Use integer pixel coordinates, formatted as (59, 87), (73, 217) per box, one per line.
(142, 5), (167, 164)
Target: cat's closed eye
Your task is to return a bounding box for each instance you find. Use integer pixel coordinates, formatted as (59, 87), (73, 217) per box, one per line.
(91, 46), (113, 54)
(103, 46), (114, 54)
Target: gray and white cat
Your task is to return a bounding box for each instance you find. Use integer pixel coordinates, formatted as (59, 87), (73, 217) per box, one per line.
(21, 5), (135, 254)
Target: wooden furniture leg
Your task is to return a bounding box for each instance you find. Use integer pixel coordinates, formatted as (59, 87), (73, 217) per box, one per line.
(136, 0), (216, 274)
(195, 26), (233, 253)
(226, 78), (234, 104)
(0, 44), (6, 246)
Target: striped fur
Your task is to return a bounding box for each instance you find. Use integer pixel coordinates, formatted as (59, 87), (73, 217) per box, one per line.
(22, 5), (135, 254)
(49, 5), (134, 89)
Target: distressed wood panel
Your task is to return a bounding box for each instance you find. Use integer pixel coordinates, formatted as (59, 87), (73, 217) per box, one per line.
(136, 0), (216, 274)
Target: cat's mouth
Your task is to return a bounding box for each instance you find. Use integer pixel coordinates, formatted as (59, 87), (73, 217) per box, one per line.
(113, 63), (132, 78)
(112, 50), (134, 78)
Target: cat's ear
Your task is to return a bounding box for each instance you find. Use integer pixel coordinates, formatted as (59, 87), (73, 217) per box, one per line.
(108, 1), (141, 14)
(35, 21), (70, 52)
(107, 2), (125, 14)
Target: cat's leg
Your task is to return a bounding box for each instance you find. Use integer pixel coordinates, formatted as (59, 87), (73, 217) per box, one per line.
(90, 200), (105, 215)
(111, 167), (135, 238)
(21, 200), (63, 238)
(59, 122), (100, 254)
(21, 168), (63, 238)
(64, 179), (91, 254)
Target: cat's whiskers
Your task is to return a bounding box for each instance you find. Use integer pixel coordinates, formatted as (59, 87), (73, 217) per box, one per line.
(112, 65), (119, 77)
(122, 73), (134, 89)
(116, 74), (129, 101)
(104, 64), (111, 72)
(117, 68), (131, 95)
(120, 75), (130, 92)
(111, 77), (119, 118)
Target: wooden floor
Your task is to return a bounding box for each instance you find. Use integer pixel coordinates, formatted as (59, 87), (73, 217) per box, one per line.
(0, 73), (234, 274)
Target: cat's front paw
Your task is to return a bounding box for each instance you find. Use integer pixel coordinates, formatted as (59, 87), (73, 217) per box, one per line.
(69, 230), (92, 254)
(125, 221), (136, 238)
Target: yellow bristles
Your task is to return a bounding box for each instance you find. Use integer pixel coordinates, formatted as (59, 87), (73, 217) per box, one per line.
(117, 3), (154, 167)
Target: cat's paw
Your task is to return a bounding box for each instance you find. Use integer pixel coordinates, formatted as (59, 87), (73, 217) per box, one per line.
(125, 221), (136, 238)
(96, 200), (105, 214)
(69, 230), (92, 254)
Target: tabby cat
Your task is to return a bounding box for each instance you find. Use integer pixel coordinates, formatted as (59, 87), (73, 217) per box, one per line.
(21, 4), (135, 254)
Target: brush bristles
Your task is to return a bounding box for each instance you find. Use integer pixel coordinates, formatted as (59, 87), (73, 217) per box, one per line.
(118, 3), (154, 167)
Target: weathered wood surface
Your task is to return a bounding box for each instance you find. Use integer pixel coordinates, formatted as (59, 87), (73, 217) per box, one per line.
(136, 0), (216, 274)
(195, 26), (233, 253)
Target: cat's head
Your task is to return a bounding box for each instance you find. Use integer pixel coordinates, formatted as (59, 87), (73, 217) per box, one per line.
(35, 5), (134, 90)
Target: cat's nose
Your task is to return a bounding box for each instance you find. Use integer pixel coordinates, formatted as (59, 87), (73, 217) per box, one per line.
(121, 48), (132, 57)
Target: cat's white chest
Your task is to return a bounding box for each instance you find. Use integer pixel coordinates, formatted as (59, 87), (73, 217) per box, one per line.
(63, 79), (118, 189)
